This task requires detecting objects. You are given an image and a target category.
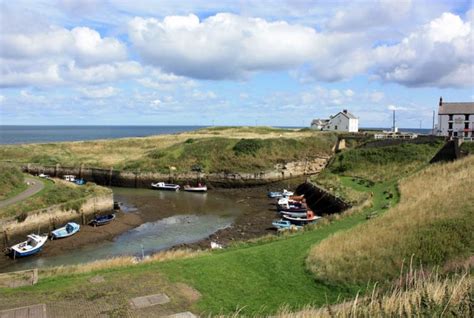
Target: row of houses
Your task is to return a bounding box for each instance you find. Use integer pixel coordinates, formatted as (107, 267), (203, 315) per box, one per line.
(310, 98), (474, 141)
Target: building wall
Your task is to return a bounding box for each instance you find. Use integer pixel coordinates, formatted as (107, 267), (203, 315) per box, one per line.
(322, 114), (358, 132)
(438, 113), (474, 138)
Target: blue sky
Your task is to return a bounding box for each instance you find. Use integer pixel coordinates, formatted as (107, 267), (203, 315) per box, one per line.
(0, 0), (472, 128)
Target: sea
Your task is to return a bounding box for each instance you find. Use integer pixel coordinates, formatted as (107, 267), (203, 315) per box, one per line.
(0, 126), (433, 145)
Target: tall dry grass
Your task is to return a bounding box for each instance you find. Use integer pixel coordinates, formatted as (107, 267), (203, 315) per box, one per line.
(275, 270), (472, 318)
(306, 156), (474, 284)
(39, 248), (207, 277)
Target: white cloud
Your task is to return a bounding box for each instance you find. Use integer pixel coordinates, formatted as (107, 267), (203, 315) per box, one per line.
(191, 89), (217, 100)
(0, 95), (5, 103)
(79, 86), (118, 99)
(128, 13), (319, 79)
(372, 12), (473, 87)
(387, 104), (408, 111)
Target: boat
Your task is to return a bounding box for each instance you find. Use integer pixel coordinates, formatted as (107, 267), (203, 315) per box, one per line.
(283, 214), (321, 224)
(89, 214), (115, 226)
(74, 178), (86, 185)
(151, 182), (180, 191)
(279, 210), (308, 218)
(63, 175), (76, 182)
(51, 222), (80, 240)
(278, 206), (307, 213)
(7, 234), (48, 258)
(267, 189), (294, 198)
(183, 183), (207, 192)
(272, 219), (302, 230)
(277, 197), (304, 206)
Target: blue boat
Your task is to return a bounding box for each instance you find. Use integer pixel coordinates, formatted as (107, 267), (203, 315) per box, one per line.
(8, 234), (48, 258)
(74, 178), (86, 185)
(272, 219), (302, 231)
(89, 214), (115, 226)
(51, 222), (80, 240)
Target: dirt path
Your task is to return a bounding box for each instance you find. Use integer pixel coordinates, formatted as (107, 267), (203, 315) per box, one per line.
(0, 177), (44, 209)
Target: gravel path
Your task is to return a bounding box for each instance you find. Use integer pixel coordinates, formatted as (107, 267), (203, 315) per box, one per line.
(0, 177), (45, 209)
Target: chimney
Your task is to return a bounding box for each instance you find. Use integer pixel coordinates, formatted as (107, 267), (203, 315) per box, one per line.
(343, 109), (347, 114)
(439, 97), (443, 106)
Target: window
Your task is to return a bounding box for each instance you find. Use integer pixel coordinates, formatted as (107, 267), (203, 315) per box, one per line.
(465, 122), (469, 129)
(448, 122), (453, 130)
(464, 132), (469, 137)
(449, 114), (453, 121)
(465, 114), (470, 121)
(453, 132), (458, 137)
(334, 125), (338, 130)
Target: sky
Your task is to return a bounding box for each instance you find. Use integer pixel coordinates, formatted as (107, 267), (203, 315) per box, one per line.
(0, 0), (472, 128)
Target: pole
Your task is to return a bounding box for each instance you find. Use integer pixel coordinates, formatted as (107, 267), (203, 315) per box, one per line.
(141, 244), (145, 260)
(392, 110), (396, 132)
(432, 110), (435, 135)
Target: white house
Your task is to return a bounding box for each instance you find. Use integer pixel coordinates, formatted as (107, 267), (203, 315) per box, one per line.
(311, 110), (359, 132)
(436, 97), (474, 140)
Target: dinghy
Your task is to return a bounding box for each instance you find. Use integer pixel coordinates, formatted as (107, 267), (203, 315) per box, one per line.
(184, 184), (208, 192)
(283, 214), (321, 224)
(51, 222), (80, 240)
(279, 210), (308, 218)
(151, 182), (180, 191)
(89, 214), (115, 227)
(267, 189), (294, 198)
(7, 234), (48, 258)
(272, 219), (302, 231)
(74, 178), (86, 185)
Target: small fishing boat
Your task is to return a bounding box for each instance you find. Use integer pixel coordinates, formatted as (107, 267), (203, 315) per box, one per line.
(278, 206), (307, 213)
(89, 214), (115, 226)
(272, 219), (302, 231)
(267, 189), (294, 198)
(51, 222), (80, 240)
(7, 234), (48, 258)
(277, 197), (304, 206)
(283, 214), (321, 224)
(184, 183), (208, 192)
(74, 178), (86, 185)
(151, 182), (180, 191)
(279, 210), (308, 218)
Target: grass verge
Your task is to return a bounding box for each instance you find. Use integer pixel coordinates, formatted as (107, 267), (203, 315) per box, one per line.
(0, 164), (26, 201)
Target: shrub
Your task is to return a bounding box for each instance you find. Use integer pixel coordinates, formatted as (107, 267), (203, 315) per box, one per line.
(232, 139), (264, 156)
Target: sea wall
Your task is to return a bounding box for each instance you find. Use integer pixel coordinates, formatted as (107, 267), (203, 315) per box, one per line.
(295, 182), (351, 215)
(21, 156), (330, 188)
(1, 193), (113, 240)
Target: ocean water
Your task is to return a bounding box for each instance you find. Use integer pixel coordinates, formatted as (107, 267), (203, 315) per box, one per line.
(0, 125), (205, 144)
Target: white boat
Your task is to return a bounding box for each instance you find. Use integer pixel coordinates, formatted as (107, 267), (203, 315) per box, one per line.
(283, 215), (321, 224)
(63, 175), (76, 182)
(8, 234), (48, 258)
(151, 182), (180, 191)
(183, 184), (208, 192)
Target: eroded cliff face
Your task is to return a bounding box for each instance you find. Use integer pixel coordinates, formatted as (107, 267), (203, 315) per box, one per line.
(22, 156), (331, 188)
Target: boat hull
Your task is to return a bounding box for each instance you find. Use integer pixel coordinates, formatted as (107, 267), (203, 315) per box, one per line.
(183, 187), (207, 193)
(89, 214), (115, 226)
(51, 222), (80, 239)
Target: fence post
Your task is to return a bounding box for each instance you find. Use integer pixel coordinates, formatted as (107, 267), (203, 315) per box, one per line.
(109, 167), (113, 186)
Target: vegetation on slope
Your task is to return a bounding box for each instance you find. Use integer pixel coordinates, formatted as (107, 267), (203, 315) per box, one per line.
(277, 272), (473, 318)
(0, 127), (337, 173)
(307, 155), (474, 285)
(460, 141), (474, 155)
(0, 164), (26, 200)
(0, 179), (111, 219)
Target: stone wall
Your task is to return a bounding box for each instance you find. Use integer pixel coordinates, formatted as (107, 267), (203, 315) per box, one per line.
(22, 156), (330, 188)
(295, 182), (351, 215)
(1, 193), (113, 238)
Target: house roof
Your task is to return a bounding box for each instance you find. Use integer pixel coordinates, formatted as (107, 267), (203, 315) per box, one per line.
(311, 119), (329, 124)
(336, 111), (357, 119)
(439, 102), (474, 115)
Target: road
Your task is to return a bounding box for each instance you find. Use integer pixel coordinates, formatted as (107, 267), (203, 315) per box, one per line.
(0, 177), (45, 209)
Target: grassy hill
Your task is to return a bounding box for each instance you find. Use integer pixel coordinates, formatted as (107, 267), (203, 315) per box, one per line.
(0, 163), (26, 200)
(307, 155), (474, 284)
(0, 127), (337, 173)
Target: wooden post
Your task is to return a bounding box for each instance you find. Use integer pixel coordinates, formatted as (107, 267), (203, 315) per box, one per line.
(79, 164), (84, 179)
(3, 231), (9, 246)
(135, 170), (139, 188)
(81, 213), (86, 225)
(32, 269), (38, 285)
(109, 167), (113, 186)
(27, 163), (31, 174)
(55, 163), (60, 177)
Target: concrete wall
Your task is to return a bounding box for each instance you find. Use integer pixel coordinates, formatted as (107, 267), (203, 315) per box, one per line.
(21, 157), (330, 188)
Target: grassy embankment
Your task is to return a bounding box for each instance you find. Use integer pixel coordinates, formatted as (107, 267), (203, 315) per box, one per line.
(0, 163), (26, 201)
(0, 127), (337, 173)
(460, 141), (474, 155)
(0, 175), (111, 220)
(307, 154), (474, 285)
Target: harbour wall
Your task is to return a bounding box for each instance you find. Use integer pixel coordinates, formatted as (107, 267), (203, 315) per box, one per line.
(1, 193), (113, 246)
(295, 182), (351, 215)
(20, 156), (330, 188)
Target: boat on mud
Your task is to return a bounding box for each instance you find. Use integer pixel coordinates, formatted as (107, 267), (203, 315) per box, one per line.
(283, 214), (321, 224)
(7, 234), (48, 258)
(268, 189), (294, 198)
(89, 214), (116, 227)
(279, 210), (308, 218)
(151, 182), (180, 191)
(74, 178), (86, 185)
(183, 183), (208, 192)
(272, 219), (302, 231)
(51, 222), (80, 240)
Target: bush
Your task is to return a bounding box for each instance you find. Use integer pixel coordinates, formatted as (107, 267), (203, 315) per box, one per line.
(147, 150), (165, 159)
(233, 139), (264, 156)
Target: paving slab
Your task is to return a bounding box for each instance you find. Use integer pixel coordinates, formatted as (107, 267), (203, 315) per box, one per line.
(166, 312), (198, 318)
(0, 304), (47, 318)
(130, 293), (170, 309)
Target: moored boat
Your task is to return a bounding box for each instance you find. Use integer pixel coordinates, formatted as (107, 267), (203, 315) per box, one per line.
(151, 182), (180, 191)
(279, 210), (308, 218)
(267, 189), (294, 198)
(183, 183), (207, 192)
(74, 178), (86, 185)
(89, 214), (115, 226)
(272, 219), (302, 230)
(51, 222), (80, 239)
(7, 234), (48, 258)
(283, 214), (321, 224)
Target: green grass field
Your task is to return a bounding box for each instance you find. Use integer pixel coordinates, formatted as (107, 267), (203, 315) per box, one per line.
(0, 164), (26, 201)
